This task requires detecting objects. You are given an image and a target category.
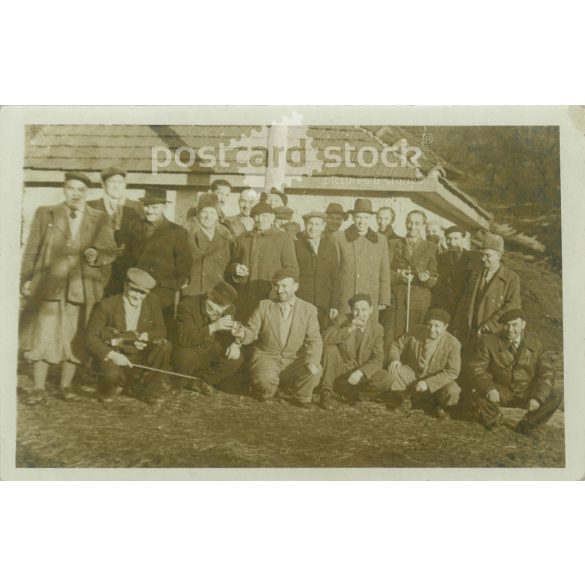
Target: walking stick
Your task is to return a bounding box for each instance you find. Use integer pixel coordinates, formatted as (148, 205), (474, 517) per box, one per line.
(405, 267), (413, 332)
(129, 362), (202, 382)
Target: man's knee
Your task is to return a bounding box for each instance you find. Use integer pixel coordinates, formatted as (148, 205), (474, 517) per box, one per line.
(251, 362), (281, 395)
(435, 381), (461, 407)
(368, 369), (392, 392)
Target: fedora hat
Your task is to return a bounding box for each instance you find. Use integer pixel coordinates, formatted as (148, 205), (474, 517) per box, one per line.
(325, 202), (349, 220)
(140, 187), (168, 206)
(349, 198), (373, 215)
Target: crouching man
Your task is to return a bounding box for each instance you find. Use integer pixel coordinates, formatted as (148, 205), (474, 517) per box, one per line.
(386, 308), (461, 419)
(172, 281), (243, 394)
(234, 268), (322, 408)
(468, 309), (562, 434)
(320, 293), (390, 409)
(86, 268), (172, 406)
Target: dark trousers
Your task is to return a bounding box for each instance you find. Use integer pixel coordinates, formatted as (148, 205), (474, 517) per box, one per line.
(321, 345), (391, 402)
(471, 383), (562, 430)
(172, 344), (243, 387)
(98, 340), (172, 401)
(152, 287), (179, 343)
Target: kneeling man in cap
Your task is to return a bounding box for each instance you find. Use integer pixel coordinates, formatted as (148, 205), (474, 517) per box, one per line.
(386, 308), (461, 419)
(173, 281), (244, 394)
(86, 268), (172, 405)
(233, 268), (322, 408)
(320, 293), (390, 409)
(468, 309), (562, 434)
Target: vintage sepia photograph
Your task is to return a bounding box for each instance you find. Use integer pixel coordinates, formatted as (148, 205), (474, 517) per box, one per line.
(1, 106), (583, 478)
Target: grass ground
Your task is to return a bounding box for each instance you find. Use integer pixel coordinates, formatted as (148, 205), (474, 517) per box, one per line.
(15, 252), (565, 470)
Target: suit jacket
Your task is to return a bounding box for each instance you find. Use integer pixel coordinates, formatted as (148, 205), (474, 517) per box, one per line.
(469, 332), (554, 403)
(182, 219), (234, 297)
(452, 263), (521, 343)
(21, 203), (117, 312)
(389, 237), (438, 310)
(294, 233), (339, 311)
(388, 325), (461, 392)
(433, 249), (471, 314)
(230, 227), (299, 319)
(86, 293), (167, 361)
(224, 214), (253, 238)
(175, 294), (236, 349)
(333, 225), (391, 311)
(242, 297), (322, 365)
(322, 314), (384, 378)
(125, 217), (192, 291)
(87, 197), (143, 293)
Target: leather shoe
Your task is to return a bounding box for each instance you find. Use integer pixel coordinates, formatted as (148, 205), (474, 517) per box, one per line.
(320, 390), (334, 410)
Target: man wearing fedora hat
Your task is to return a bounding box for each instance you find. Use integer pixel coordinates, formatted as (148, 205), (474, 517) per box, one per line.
(451, 233), (521, 346)
(19, 171), (118, 405)
(468, 309), (561, 433)
(324, 202), (348, 236)
(295, 211), (339, 331)
(229, 201), (298, 321)
(88, 166), (143, 295)
(85, 267), (172, 406)
(124, 187), (192, 338)
(332, 198), (391, 322)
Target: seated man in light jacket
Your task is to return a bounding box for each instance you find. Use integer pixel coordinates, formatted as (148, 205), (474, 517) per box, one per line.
(386, 308), (461, 419)
(234, 268), (322, 408)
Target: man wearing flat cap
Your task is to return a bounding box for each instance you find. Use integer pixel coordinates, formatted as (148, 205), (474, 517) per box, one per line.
(468, 310), (561, 433)
(233, 268), (322, 408)
(124, 187), (192, 338)
(320, 293), (390, 409)
(386, 308), (462, 419)
(433, 225), (472, 315)
(332, 198), (391, 322)
(451, 233), (521, 346)
(19, 171), (118, 405)
(88, 166), (143, 295)
(229, 201), (298, 321)
(324, 202), (348, 237)
(295, 211), (339, 332)
(274, 206), (301, 238)
(173, 281), (244, 395)
(86, 267), (172, 406)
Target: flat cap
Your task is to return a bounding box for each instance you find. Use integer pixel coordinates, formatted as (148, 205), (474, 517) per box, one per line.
(100, 166), (127, 181)
(140, 187), (168, 206)
(303, 211), (326, 222)
(481, 233), (505, 253)
(445, 225), (467, 237)
(272, 267), (299, 283)
(64, 171), (92, 187)
(348, 293), (372, 307)
(425, 308), (451, 325)
(126, 267), (156, 292)
(250, 201), (275, 218)
(209, 281), (238, 306)
(498, 308), (525, 323)
(274, 206), (294, 220)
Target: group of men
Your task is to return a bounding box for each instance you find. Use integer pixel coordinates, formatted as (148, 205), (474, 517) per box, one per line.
(19, 169), (562, 435)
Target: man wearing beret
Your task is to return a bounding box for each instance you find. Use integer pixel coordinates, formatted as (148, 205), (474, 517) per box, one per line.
(19, 172), (118, 405)
(386, 308), (462, 419)
(451, 233), (521, 346)
(229, 201), (299, 321)
(233, 268), (322, 408)
(88, 166), (143, 295)
(433, 226), (472, 315)
(388, 210), (439, 341)
(124, 187), (192, 338)
(85, 267), (172, 406)
(320, 293), (390, 409)
(332, 198), (391, 321)
(295, 211), (339, 332)
(173, 281), (244, 394)
(468, 310), (561, 433)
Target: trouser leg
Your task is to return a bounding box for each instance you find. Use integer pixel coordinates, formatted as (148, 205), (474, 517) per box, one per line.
(132, 340), (172, 401)
(281, 357), (322, 403)
(201, 353), (244, 386)
(250, 354), (282, 399)
(320, 345), (348, 392)
(519, 389), (563, 431)
(359, 369), (393, 402)
(98, 360), (127, 396)
(433, 381), (461, 408)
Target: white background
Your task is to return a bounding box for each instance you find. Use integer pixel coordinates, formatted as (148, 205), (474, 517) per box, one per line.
(1, 2), (583, 584)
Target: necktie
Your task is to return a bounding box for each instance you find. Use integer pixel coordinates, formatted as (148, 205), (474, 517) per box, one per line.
(69, 209), (77, 219)
(280, 303), (291, 320)
(354, 328), (363, 348)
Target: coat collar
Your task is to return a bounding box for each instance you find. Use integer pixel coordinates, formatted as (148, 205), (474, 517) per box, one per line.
(344, 224), (378, 243)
